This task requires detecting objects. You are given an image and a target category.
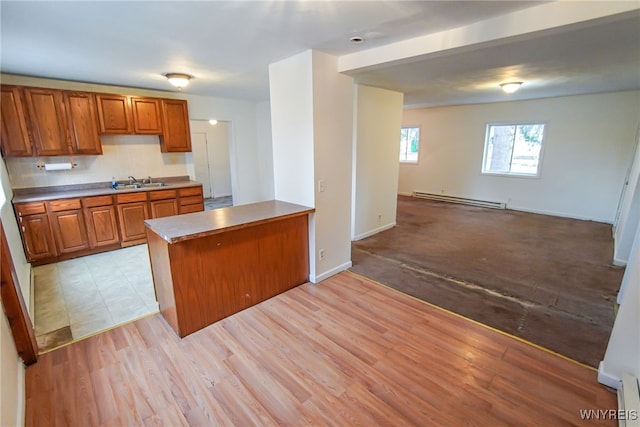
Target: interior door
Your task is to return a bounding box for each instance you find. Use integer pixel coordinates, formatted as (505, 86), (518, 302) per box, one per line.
(191, 132), (212, 198)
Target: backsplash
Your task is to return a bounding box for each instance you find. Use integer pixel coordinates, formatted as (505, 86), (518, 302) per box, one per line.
(6, 135), (193, 189)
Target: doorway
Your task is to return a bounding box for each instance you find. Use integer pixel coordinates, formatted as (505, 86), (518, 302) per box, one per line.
(190, 120), (233, 201)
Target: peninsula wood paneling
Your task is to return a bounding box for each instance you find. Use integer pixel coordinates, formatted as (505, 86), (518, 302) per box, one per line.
(147, 213), (309, 337)
(24, 272), (617, 426)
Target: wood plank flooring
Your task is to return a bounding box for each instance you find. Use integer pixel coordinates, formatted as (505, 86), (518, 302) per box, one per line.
(25, 271), (617, 426)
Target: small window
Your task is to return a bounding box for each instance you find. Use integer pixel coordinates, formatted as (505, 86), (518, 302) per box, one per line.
(482, 123), (545, 176)
(400, 126), (420, 163)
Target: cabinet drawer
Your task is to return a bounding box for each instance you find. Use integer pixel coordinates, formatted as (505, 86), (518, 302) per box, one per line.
(15, 202), (46, 216)
(180, 195), (203, 206)
(179, 187), (202, 197)
(83, 195), (114, 208)
(116, 192), (148, 203)
(179, 203), (204, 214)
(49, 198), (81, 212)
(149, 189), (177, 201)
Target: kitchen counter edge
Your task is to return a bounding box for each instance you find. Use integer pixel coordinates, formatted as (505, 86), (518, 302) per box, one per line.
(12, 178), (202, 203)
(144, 200), (315, 244)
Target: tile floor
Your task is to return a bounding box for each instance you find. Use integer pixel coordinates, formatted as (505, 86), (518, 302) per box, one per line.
(33, 195), (234, 353)
(33, 244), (158, 352)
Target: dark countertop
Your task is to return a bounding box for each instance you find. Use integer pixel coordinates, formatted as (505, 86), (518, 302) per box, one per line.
(145, 200), (315, 244)
(12, 176), (202, 203)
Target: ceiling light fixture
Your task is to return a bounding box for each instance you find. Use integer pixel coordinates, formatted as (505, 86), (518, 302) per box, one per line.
(209, 119), (218, 126)
(350, 36), (364, 44)
(165, 73), (192, 89)
(500, 81), (523, 94)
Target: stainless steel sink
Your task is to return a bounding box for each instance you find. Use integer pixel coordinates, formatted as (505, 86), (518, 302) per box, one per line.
(113, 182), (168, 190)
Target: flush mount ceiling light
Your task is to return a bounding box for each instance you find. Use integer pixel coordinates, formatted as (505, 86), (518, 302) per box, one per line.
(164, 73), (192, 89)
(209, 119), (218, 126)
(500, 81), (523, 94)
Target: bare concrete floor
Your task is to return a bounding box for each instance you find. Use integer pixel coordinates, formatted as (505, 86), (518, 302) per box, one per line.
(350, 196), (624, 367)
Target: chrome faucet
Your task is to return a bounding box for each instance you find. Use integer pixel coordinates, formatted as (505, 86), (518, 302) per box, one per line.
(128, 176), (138, 185)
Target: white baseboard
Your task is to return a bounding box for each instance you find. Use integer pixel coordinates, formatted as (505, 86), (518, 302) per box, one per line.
(310, 261), (352, 283)
(398, 192), (413, 197)
(352, 222), (396, 241)
(613, 257), (628, 267)
(598, 361), (622, 389)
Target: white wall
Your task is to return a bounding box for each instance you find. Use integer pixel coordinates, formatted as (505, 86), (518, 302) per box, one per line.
(1, 312), (25, 427)
(269, 51), (315, 207)
(0, 73), (268, 205)
(256, 101), (275, 202)
(6, 135), (190, 188)
(352, 85), (404, 240)
(269, 50), (354, 282)
(614, 128), (640, 266)
(0, 159), (28, 427)
(311, 51), (354, 281)
(599, 218), (640, 389)
(399, 91), (640, 223)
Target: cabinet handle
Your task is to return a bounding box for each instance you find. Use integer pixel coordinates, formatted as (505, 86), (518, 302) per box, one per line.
(21, 226), (25, 232)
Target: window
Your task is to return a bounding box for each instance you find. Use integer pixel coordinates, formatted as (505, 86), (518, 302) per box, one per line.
(482, 123), (545, 176)
(400, 126), (420, 163)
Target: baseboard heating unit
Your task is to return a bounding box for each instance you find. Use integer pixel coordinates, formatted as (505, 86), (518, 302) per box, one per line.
(413, 192), (506, 210)
(618, 373), (640, 427)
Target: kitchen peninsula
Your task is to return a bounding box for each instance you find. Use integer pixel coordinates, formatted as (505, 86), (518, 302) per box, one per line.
(144, 200), (314, 337)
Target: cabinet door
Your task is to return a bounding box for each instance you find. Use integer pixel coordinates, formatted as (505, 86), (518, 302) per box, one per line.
(117, 202), (149, 242)
(23, 87), (70, 156)
(63, 91), (102, 154)
(85, 205), (119, 247)
(0, 85), (33, 157)
(160, 99), (191, 152)
(131, 97), (162, 134)
(20, 214), (58, 261)
(150, 199), (178, 219)
(96, 94), (132, 134)
(50, 210), (90, 254)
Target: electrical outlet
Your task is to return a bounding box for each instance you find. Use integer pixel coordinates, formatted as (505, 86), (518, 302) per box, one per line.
(319, 248), (325, 261)
(377, 213), (382, 221)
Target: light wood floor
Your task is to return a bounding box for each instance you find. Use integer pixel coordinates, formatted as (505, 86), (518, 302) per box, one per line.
(25, 271), (616, 426)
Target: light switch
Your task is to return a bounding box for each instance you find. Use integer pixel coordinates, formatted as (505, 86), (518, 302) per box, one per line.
(318, 179), (325, 193)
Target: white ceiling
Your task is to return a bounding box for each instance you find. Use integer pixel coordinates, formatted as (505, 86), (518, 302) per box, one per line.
(1, 1), (639, 108)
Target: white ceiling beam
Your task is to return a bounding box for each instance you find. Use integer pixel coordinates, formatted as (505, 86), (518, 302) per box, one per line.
(338, 1), (640, 73)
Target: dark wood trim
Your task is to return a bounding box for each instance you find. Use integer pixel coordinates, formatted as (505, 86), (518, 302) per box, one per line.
(0, 220), (38, 365)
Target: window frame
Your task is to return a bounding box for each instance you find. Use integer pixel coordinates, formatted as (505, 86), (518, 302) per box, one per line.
(400, 125), (421, 164)
(481, 121), (547, 178)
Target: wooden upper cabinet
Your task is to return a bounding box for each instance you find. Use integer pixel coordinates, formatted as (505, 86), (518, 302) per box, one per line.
(23, 87), (70, 156)
(131, 97), (162, 134)
(96, 94), (132, 134)
(160, 99), (192, 152)
(63, 91), (102, 155)
(0, 85), (33, 157)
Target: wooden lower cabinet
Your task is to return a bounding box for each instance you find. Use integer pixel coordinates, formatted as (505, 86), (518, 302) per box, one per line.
(178, 186), (204, 214)
(150, 199), (178, 218)
(13, 184), (203, 263)
(149, 189), (178, 219)
(19, 213), (58, 261)
(117, 202), (149, 244)
(83, 195), (119, 248)
(50, 210), (89, 254)
(48, 199), (89, 254)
